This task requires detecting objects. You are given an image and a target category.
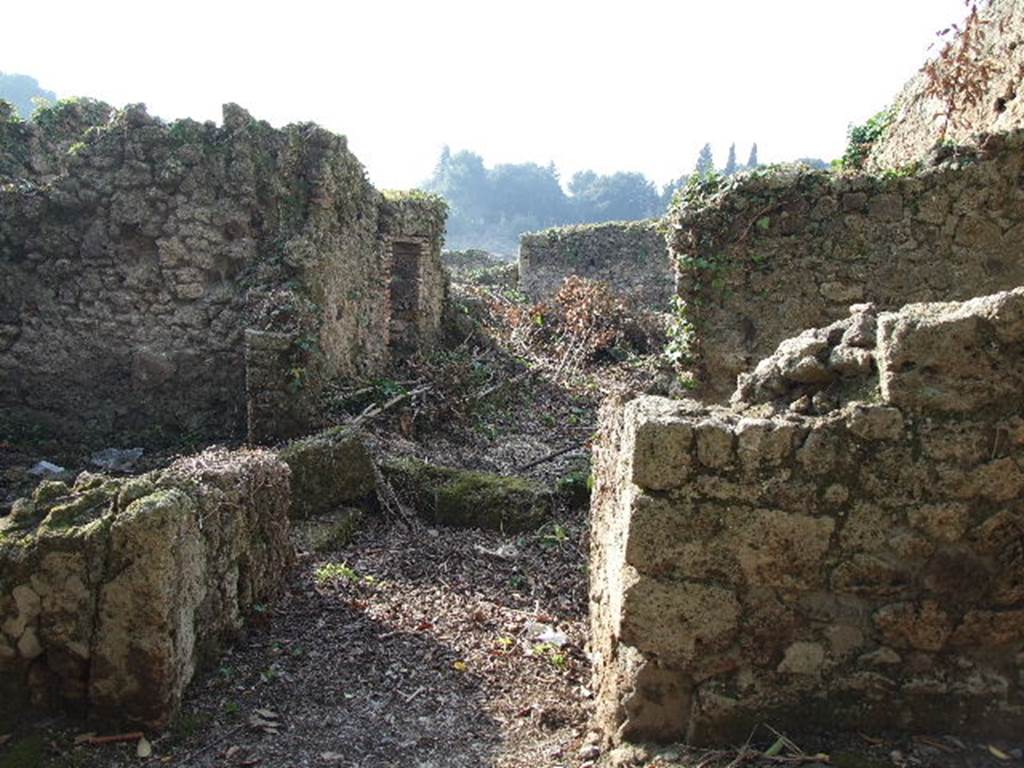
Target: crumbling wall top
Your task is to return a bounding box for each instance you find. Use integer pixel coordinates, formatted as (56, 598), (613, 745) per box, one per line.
(667, 131), (1024, 399)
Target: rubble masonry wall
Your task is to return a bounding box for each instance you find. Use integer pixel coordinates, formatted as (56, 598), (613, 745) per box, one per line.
(590, 288), (1024, 745)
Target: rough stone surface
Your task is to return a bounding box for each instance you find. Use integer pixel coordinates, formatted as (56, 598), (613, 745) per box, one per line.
(278, 427), (376, 518)
(0, 101), (447, 447)
(0, 448), (292, 729)
(518, 220), (671, 308)
(866, 0), (1024, 171)
(668, 131), (1024, 399)
(382, 457), (553, 532)
(877, 288), (1024, 413)
(590, 289), (1024, 746)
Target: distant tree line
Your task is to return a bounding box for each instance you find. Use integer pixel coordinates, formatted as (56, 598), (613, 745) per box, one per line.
(425, 141), (826, 255)
(0, 72), (56, 119)
(423, 147), (664, 254)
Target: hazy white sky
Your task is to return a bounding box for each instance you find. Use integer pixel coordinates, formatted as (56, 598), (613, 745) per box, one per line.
(5, 1), (966, 189)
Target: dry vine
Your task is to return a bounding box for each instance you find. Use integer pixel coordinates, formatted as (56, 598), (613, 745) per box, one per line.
(922, 0), (1002, 141)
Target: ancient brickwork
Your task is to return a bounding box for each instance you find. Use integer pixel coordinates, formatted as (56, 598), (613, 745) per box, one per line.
(519, 220), (671, 308)
(0, 102), (446, 448)
(0, 448), (292, 729)
(669, 130), (1024, 399)
(867, 0), (1024, 171)
(590, 288), (1024, 745)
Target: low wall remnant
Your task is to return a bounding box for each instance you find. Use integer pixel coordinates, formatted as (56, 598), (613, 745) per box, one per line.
(0, 448), (292, 728)
(519, 220), (671, 308)
(591, 287), (1024, 745)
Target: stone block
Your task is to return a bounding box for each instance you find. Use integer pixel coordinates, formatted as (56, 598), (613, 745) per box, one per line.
(878, 288), (1024, 413)
(0, 448), (292, 728)
(278, 427), (376, 518)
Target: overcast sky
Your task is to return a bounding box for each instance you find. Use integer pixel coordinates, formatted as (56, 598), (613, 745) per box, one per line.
(5, 0), (966, 189)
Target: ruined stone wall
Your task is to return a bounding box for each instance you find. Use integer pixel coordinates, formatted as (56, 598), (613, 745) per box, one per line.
(0, 448), (292, 728)
(519, 220), (671, 308)
(669, 131), (1024, 399)
(867, 0), (1024, 171)
(0, 98), (115, 181)
(379, 193), (449, 354)
(591, 288), (1024, 746)
(0, 102), (447, 448)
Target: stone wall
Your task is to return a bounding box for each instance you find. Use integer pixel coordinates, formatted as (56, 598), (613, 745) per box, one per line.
(0, 101), (447, 448)
(519, 220), (671, 308)
(379, 193), (449, 355)
(0, 448), (292, 728)
(668, 130), (1024, 399)
(590, 288), (1024, 746)
(867, 0), (1024, 171)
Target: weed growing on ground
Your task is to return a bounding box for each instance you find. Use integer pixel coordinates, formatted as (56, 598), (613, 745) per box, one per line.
(314, 562), (359, 584)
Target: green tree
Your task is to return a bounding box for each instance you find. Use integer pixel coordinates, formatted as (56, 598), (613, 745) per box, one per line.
(723, 143), (738, 176)
(569, 171), (660, 223)
(424, 148), (663, 253)
(746, 143), (759, 169)
(695, 143), (714, 177)
(0, 72), (56, 119)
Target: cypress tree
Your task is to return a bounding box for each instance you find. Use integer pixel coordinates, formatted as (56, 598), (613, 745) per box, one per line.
(746, 143), (759, 169)
(695, 143), (714, 177)
(723, 143), (738, 176)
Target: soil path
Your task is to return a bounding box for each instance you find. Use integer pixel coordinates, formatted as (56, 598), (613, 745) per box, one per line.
(64, 514), (593, 768)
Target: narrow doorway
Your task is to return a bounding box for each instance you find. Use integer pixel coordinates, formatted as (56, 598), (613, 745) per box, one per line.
(389, 240), (421, 353)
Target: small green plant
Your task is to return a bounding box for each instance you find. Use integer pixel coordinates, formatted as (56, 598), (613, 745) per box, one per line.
(314, 561), (359, 584)
(881, 162), (922, 179)
(295, 334), (320, 354)
(372, 378), (407, 400)
(532, 642), (568, 669)
(670, 170), (725, 213)
(840, 107), (895, 170)
(287, 366), (307, 392)
(223, 700), (241, 718)
(664, 296), (696, 366)
(541, 523), (570, 546)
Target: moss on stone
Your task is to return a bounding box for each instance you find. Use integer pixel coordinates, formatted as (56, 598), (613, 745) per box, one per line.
(0, 733), (47, 768)
(42, 486), (116, 528)
(278, 427), (376, 519)
(555, 468), (592, 509)
(117, 477), (156, 508)
(382, 457), (551, 532)
(31, 480), (69, 506)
